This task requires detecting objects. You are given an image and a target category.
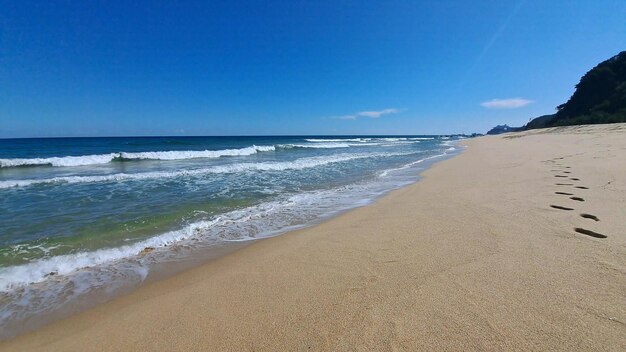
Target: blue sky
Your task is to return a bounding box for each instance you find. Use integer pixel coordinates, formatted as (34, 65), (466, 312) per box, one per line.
(1, 1), (624, 137)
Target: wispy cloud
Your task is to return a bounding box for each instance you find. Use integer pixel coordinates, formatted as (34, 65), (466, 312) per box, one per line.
(331, 108), (405, 120)
(480, 98), (533, 109)
(456, 1), (526, 91)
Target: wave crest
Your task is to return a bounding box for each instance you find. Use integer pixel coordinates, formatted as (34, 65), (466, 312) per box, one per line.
(0, 145), (275, 168)
(0, 152), (414, 189)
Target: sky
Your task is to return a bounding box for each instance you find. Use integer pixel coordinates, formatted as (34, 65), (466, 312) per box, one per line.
(0, 1), (624, 138)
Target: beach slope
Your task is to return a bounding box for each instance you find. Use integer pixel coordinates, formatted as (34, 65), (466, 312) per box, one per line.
(3, 124), (625, 351)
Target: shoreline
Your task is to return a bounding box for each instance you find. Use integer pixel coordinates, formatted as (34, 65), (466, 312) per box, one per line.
(2, 124), (625, 351)
(0, 143), (461, 340)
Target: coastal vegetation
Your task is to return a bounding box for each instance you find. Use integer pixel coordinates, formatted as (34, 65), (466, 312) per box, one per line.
(488, 51), (626, 133)
(526, 50), (626, 129)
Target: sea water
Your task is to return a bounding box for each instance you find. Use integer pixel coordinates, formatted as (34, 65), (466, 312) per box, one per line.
(0, 135), (462, 337)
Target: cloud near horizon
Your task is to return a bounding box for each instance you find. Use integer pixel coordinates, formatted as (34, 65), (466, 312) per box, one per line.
(333, 108), (405, 120)
(480, 98), (533, 109)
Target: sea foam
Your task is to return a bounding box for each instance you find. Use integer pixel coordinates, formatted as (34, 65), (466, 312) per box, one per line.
(278, 142), (352, 149)
(0, 145), (276, 168)
(305, 138), (371, 143)
(0, 152), (414, 189)
(0, 218), (220, 292)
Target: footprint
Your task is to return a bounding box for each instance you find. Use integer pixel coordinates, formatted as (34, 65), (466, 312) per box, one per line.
(555, 175), (568, 178)
(574, 228), (607, 239)
(556, 183), (574, 186)
(570, 178), (580, 181)
(570, 196), (585, 202)
(580, 213), (599, 221)
(555, 192), (574, 195)
(563, 171), (571, 174)
(575, 186), (589, 189)
(550, 205), (574, 211)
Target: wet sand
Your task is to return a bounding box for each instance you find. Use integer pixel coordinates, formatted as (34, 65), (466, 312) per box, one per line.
(2, 123), (625, 351)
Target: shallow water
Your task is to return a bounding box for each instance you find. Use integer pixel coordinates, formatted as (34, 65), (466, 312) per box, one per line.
(0, 135), (462, 338)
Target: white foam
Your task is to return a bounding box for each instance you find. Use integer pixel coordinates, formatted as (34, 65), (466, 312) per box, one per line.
(0, 218), (221, 291)
(0, 148), (445, 292)
(305, 138), (371, 143)
(378, 138), (406, 142)
(0, 138), (461, 336)
(119, 145), (275, 160)
(0, 154), (118, 168)
(378, 152), (449, 177)
(0, 145), (275, 168)
(279, 143), (351, 149)
(0, 152), (413, 189)
(375, 137), (432, 142)
(0, 179), (380, 292)
(304, 137), (434, 143)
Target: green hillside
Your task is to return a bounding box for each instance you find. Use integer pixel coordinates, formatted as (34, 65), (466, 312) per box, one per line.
(525, 51), (626, 129)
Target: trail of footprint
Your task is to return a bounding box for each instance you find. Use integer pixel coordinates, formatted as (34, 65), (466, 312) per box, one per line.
(574, 228), (607, 239)
(545, 164), (602, 239)
(551, 205), (574, 211)
(580, 214), (600, 221)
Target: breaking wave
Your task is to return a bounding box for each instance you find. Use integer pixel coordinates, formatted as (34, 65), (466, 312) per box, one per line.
(0, 145), (276, 168)
(0, 152), (415, 189)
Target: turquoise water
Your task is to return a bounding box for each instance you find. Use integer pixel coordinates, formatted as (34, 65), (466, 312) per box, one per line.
(0, 135), (462, 336)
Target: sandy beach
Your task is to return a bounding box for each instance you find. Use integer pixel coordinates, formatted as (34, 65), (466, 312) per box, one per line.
(2, 124), (625, 351)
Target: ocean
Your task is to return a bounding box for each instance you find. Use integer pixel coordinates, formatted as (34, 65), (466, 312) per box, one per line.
(0, 135), (462, 337)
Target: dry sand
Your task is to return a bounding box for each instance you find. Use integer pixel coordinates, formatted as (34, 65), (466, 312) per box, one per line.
(2, 124), (625, 351)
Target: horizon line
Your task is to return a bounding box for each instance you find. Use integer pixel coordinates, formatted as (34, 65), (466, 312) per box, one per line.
(0, 133), (478, 140)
